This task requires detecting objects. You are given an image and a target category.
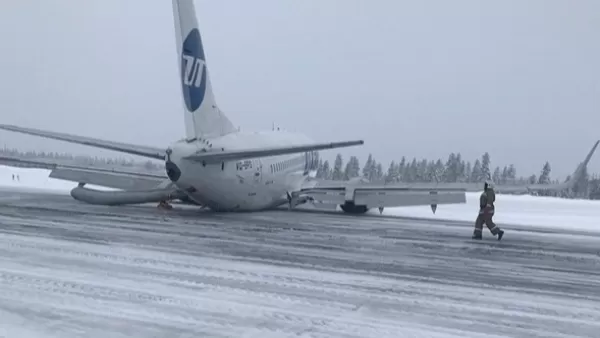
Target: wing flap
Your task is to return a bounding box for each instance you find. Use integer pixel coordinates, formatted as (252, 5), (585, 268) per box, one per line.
(0, 124), (165, 160)
(353, 189), (466, 208)
(300, 182), (467, 208)
(183, 140), (364, 163)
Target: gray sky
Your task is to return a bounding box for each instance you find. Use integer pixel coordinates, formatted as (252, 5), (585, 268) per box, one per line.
(1, 0), (599, 179)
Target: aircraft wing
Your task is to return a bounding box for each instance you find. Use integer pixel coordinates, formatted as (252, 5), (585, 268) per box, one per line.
(183, 140), (364, 164)
(493, 139), (599, 194)
(0, 124), (165, 160)
(493, 182), (570, 194)
(0, 155), (166, 191)
(0, 155), (192, 205)
(298, 179), (467, 211)
(0, 124), (362, 164)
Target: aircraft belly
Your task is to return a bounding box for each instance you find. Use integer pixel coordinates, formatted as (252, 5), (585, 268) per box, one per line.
(183, 176), (274, 211)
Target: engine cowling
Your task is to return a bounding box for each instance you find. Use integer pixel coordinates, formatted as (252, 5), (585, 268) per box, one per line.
(340, 201), (369, 214)
(70, 185), (186, 206)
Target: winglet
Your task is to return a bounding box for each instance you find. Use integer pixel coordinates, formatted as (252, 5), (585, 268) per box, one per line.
(565, 140), (599, 187)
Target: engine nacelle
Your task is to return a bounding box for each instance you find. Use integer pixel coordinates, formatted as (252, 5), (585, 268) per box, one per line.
(70, 185), (186, 206)
(340, 201), (369, 214)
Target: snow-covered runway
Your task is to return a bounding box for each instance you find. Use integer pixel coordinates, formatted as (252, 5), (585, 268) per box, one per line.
(0, 189), (599, 338)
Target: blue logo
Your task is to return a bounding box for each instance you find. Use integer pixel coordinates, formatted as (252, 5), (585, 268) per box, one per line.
(181, 28), (207, 112)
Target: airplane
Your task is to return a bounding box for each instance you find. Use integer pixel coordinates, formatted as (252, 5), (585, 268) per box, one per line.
(0, 0), (467, 214)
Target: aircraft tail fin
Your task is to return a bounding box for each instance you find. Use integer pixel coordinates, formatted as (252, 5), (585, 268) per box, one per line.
(172, 0), (236, 140)
(565, 140), (599, 187)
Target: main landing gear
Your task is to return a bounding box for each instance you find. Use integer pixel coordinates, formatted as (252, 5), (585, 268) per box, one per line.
(157, 200), (173, 210)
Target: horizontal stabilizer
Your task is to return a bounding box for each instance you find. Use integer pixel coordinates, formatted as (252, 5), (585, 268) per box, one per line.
(0, 124), (165, 160)
(183, 140), (364, 163)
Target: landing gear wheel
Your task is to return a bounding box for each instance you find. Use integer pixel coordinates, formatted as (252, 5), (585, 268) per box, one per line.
(157, 201), (173, 210)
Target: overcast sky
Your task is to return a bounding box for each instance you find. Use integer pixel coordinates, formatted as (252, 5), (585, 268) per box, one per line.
(1, 0), (599, 179)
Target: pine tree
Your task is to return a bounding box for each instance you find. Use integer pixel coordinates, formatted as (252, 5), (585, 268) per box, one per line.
(416, 159), (428, 182)
(492, 166), (501, 184)
(407, 158), (418, 182)
(455, 156), (467, 182)
(443, 153), (457, 182)
(386, 161), (399, 182)
(398, 156), (406, 181)
(471, 159), (483, 182)
(368, 158), (379, 180)
(528, 174), (537, 184)
(456, 153), (464, 177)
(362, 154), (373, 179)
(463, 161), (471, 182)
(321, 160), (331, 179)
(501, 166), (509, 184)
(316, 159), (324, 178)
(537, 161), (551, 184)
(434, 159), (444, 182)
(376, 163), (384, 180)
(507, 164), (517, 182)
(344, 156), (361, 180)
(481, 152), (491, 181)
(332, 154), (344, 180)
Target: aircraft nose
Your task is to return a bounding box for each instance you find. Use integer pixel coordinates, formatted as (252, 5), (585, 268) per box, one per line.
(165, 160), (181, 182)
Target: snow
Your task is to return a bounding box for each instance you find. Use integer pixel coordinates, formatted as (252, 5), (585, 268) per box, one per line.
(1, 164), (600, 337)
(0, 165), (113, 193)
(1, 164), (599, 233)
(381, 192), (600, 233)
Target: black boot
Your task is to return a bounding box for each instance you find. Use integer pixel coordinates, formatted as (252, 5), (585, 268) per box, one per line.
(472, 231), (482, 240)
(497, 229), (504, 241)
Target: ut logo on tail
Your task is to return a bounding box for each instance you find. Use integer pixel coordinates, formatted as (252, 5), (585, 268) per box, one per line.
(183, 55), (205, 87)
(181, 28), (207, 112)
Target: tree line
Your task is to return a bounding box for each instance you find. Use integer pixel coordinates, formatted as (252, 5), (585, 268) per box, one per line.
(0, 147), (163, 172)
(3, 146), (600, 199)
(316, 152), (600, 199)
(316, 152), (558, 185)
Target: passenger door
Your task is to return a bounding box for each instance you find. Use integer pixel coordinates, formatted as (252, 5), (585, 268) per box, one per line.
(235, 159), (262, 185)
(252, 159), (262, 184)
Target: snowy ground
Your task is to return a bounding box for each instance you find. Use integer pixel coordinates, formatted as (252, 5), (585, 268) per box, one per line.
(0, 165), (113, 193)
(2, 164), (600, 233)
(382, 192), (600, 234)
(0, 166), (599, 337)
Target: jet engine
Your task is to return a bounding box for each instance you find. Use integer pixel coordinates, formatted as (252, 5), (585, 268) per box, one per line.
(339, 201), (369, 214)
(70, 184), (187, 206)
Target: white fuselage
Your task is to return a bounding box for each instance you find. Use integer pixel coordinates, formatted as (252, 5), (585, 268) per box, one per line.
(167, 130), (319, 211)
